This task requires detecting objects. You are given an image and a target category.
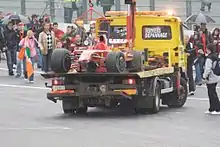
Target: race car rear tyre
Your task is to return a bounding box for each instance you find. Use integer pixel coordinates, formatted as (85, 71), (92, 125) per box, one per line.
(106, 52), (126, 73)
(128, 51), (145, 72)
(51, 48), (71, 73)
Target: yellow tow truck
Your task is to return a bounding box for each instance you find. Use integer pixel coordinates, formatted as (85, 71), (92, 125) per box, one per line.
(41, 0), (188, 114)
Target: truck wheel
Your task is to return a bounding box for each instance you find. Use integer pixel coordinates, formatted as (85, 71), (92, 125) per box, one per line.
(134, 108), (148, 114)
(51, 48), (71, 73)
(76, 107), (88, 114)
(148, 82), (161, 114)
(128, 51), (145, 72)
(134, 82), (161, 114)
(106, 52), (126, 72)
(62, 100), (75, 114)
(168, 77), (188, 108)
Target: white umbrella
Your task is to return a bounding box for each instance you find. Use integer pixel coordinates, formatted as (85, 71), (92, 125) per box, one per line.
(185, 12), (215, 24)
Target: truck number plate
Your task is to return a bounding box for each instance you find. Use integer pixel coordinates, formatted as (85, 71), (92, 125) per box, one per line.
(52, 85), (65, 91)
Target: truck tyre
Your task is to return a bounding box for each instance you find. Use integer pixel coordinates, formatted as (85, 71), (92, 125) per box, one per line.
(134, 82), (161, 114)
(62, 100), (75, 114)
(76, 107), (88, 114)
(51, 48), (71, 73)
(128, 51), (145, 72)
(148, 82), (161, 114)
(106, 52), (126, 72)
(167, 77), (188, 108)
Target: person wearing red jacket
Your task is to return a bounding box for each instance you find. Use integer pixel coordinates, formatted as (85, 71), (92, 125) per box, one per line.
(94, 35), (108, 50)
(52, 22), (64, 42)
(212, 28), (220, 53)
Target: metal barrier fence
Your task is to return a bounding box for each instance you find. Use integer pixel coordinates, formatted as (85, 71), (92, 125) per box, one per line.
(1, 0), (220, 27)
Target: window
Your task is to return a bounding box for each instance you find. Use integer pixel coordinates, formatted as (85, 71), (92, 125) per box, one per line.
(109, 26), (127, 39)
(142, 25), (172, 40)
(99, 20), (110, 32)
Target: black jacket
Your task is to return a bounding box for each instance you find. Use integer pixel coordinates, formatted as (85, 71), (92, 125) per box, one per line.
(4, 27), (19, 49)
(32, 23), (44, 40)
(0, 24), (5, 49)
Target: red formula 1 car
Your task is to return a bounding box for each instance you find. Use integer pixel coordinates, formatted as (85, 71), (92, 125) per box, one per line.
(51, 45), (146, 74)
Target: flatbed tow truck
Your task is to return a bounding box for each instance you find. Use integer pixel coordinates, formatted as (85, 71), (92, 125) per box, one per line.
(41, 0), (188, 114)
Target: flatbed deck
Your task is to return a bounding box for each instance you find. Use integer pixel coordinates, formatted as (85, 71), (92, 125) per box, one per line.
(41, 67), (174, 79)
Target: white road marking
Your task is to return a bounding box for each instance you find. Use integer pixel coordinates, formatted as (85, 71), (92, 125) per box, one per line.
(188, 97), (208, 101)
(0, 84), (49, 90)
(0, 127), (72, 131)
(0, 67), (43, 74)
(0, 83), (211, 101)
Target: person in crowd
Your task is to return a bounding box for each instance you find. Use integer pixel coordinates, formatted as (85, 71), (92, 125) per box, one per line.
(31, 15), (44, 69)
(0, 11), (6, 53)
(192, 31), (204, 85)
(203, 43), (220, 114)
(212, 28), (220, 54)
(200, 23), (213, 54)
(193, 23), (213, 85)
(4, 21), (19, 76)
(185, 35), (196, 95)
(74, 34), (83, 47)
(61, 26), (76, 50)
(38, 22), (56, 73)
(61, 26), (76, 40)
(94, 35), (108, 50)
(16, 22), (27, 78)
(52, 22), (64, 42)
(0, 11), (4, 24)
(11, 23), (20, 67)
(74, 22), (87, 43)
(18, 30), (37, 83)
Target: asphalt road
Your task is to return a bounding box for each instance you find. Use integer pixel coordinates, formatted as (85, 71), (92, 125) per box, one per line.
(0, 61), (220, 147)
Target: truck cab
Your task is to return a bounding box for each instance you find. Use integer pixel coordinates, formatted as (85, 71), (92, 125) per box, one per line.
(96, 11), (187, 72)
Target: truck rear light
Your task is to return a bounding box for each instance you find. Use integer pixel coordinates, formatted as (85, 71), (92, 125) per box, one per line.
(52, 78), (64, 85)
(123, 78), (136, 85)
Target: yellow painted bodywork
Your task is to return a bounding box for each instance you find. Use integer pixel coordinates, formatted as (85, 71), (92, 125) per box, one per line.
(95, 12), (187, 71)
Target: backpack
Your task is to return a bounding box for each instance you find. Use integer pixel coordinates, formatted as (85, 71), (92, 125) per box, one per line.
(212, 58), (220, 76)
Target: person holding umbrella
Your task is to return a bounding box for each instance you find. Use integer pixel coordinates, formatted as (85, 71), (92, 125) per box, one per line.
(4, 21), (19, 76)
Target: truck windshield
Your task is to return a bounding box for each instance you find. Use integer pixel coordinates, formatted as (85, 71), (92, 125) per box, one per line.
(142, 25), (172, 40)
(109, 26), (127, 39)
